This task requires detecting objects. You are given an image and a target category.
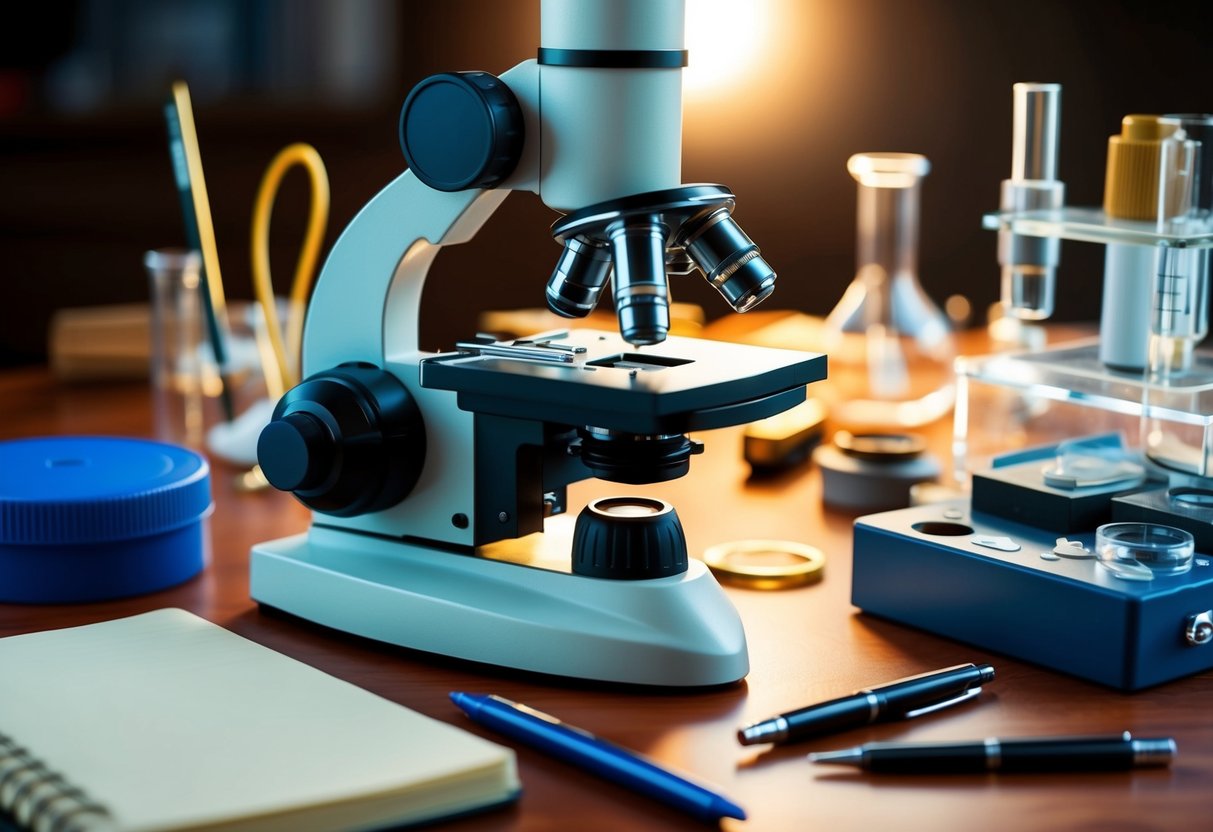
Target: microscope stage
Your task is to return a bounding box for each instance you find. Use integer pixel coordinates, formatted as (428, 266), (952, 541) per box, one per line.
(420, 330), (826, 434)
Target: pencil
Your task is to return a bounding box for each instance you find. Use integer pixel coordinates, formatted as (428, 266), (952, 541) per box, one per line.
(164, 81), (235, 422)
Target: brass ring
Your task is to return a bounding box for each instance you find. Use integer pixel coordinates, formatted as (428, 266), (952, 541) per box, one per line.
(702, 540), (825, 590)
(834, 430), (926, 461)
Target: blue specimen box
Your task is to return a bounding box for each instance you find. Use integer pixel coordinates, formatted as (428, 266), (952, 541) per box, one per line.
(0, 436), (212, 603)
(851, 501), (1213, 691)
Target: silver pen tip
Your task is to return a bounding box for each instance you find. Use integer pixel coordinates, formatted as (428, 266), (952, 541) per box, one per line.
(1131, 737), (1177, 766)
(807, 747), (864, 766)
(737, 718), (788, 746)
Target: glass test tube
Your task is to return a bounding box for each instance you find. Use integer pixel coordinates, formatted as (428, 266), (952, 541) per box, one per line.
(1000, 83), (1064, 321)
(1142, 123), (1206, 477)
(1149, 129), (1202, 373)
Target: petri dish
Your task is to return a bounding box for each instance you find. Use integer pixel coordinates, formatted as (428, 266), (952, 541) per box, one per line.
(1095, 522), (1195, 580)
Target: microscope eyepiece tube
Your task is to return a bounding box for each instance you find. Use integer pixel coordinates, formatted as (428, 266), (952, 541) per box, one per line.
(546, 236), (613, 318)
(679, 207), (776, 312)
(1000, 82), (1064, 321)
(608, 218), (672, 346)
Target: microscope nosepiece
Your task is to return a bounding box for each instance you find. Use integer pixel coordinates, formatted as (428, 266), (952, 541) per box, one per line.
(548, 185), (777, 346)
(680, 208), (776, 312)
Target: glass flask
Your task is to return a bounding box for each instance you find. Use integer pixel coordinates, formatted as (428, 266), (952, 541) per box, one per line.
(822, 152), (955, 428)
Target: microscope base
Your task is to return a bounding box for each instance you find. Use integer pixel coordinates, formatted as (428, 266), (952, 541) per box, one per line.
(851, 501), (1213, 691)
(250, 526), (749, 686)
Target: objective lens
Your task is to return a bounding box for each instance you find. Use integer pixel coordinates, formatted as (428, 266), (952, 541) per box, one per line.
(545, 236), (613, 318)
(680, 208), (776, 312)
(608, 218), (671, 346)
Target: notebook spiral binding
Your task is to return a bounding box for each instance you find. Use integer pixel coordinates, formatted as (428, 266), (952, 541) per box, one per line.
(0, 734), (113, 832)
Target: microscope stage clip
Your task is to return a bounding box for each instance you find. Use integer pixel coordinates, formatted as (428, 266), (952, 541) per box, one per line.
(455, 338), (586, 364)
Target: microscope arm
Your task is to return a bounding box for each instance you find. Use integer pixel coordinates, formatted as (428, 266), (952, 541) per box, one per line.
(302, 61), (540, 372)
(302, 176), (508, 372)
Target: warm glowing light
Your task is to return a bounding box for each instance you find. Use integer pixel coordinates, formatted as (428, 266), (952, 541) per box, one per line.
(684, 0), (773, 95)
(945, 294), (972, 326)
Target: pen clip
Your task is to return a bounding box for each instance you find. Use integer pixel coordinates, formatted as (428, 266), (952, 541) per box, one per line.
(899, 686), (983, 720)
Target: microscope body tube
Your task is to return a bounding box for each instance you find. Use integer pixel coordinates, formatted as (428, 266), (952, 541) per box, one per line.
(538, 0), (685, 211)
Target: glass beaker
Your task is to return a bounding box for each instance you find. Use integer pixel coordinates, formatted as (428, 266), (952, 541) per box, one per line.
(145, 248), (212, 447)
(822, 153), (955, 428)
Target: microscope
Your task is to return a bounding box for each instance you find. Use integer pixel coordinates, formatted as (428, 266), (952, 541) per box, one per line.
(851, 86), (1213, 691)
(249, 0), (825, 686)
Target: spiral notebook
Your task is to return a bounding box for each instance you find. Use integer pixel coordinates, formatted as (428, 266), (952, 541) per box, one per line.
(0, 609), (519, 832)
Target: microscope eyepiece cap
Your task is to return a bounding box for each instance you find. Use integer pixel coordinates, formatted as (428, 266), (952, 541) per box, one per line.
(400, 71), (524, 192)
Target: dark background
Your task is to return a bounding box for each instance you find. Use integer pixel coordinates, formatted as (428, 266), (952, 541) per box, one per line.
(1, 0), (1210, 366)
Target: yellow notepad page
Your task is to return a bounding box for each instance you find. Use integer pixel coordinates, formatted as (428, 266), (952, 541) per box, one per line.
(0, 609), (519, 832)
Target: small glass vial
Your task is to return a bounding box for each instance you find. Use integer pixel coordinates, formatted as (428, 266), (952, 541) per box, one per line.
(823, 153), (955, 428)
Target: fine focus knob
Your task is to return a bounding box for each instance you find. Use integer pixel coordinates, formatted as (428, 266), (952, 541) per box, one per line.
(571, 497), (688, 580)
(399, 71), (524, 191)
(257, 364), (425, 517)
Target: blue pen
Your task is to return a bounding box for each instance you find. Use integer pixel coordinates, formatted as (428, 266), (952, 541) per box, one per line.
(450, 692), (746, 824)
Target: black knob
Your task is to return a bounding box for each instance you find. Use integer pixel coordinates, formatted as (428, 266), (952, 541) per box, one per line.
(399, 71), (524, 191)
(257, 364), (426, 517)
(571, 497), (688, 580)
(258, 412), (331, 492)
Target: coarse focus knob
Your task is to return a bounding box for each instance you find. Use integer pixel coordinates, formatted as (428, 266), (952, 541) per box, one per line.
(257, 364), (425, 517)
(399, 71), (524, 191)
(571, 497), (688, 580)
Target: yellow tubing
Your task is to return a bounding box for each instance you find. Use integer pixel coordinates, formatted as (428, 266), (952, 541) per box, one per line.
(250, 143), (330, 394)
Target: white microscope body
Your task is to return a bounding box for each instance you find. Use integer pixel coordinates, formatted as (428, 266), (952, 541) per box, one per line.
(250, 0), (824, 686)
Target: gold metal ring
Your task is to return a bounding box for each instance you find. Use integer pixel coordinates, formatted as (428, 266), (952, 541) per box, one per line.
(833, 430), (926, 461)
(702, 539), (825, 590)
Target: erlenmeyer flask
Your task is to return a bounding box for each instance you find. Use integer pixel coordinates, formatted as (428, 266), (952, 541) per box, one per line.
(823, 152), (955, 428)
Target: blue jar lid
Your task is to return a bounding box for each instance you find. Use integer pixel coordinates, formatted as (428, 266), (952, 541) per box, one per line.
(0, 436), (212, 603)
(0, 436), (211, 545)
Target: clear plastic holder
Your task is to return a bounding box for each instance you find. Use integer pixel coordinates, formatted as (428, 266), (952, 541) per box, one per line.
(981, 207), (1213, 249)
(954, 334), (1213, 480)
(960, 199), (1213, 481)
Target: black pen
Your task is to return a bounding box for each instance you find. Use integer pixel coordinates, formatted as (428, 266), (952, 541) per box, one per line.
(737, 663), (994, 746)
(808, 732), (1177, 773)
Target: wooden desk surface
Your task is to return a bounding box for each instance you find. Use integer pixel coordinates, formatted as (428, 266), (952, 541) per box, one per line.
(1, 347), (1209, 832)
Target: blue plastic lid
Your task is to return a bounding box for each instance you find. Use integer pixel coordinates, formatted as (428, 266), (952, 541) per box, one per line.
(0, 436), (211, 545)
